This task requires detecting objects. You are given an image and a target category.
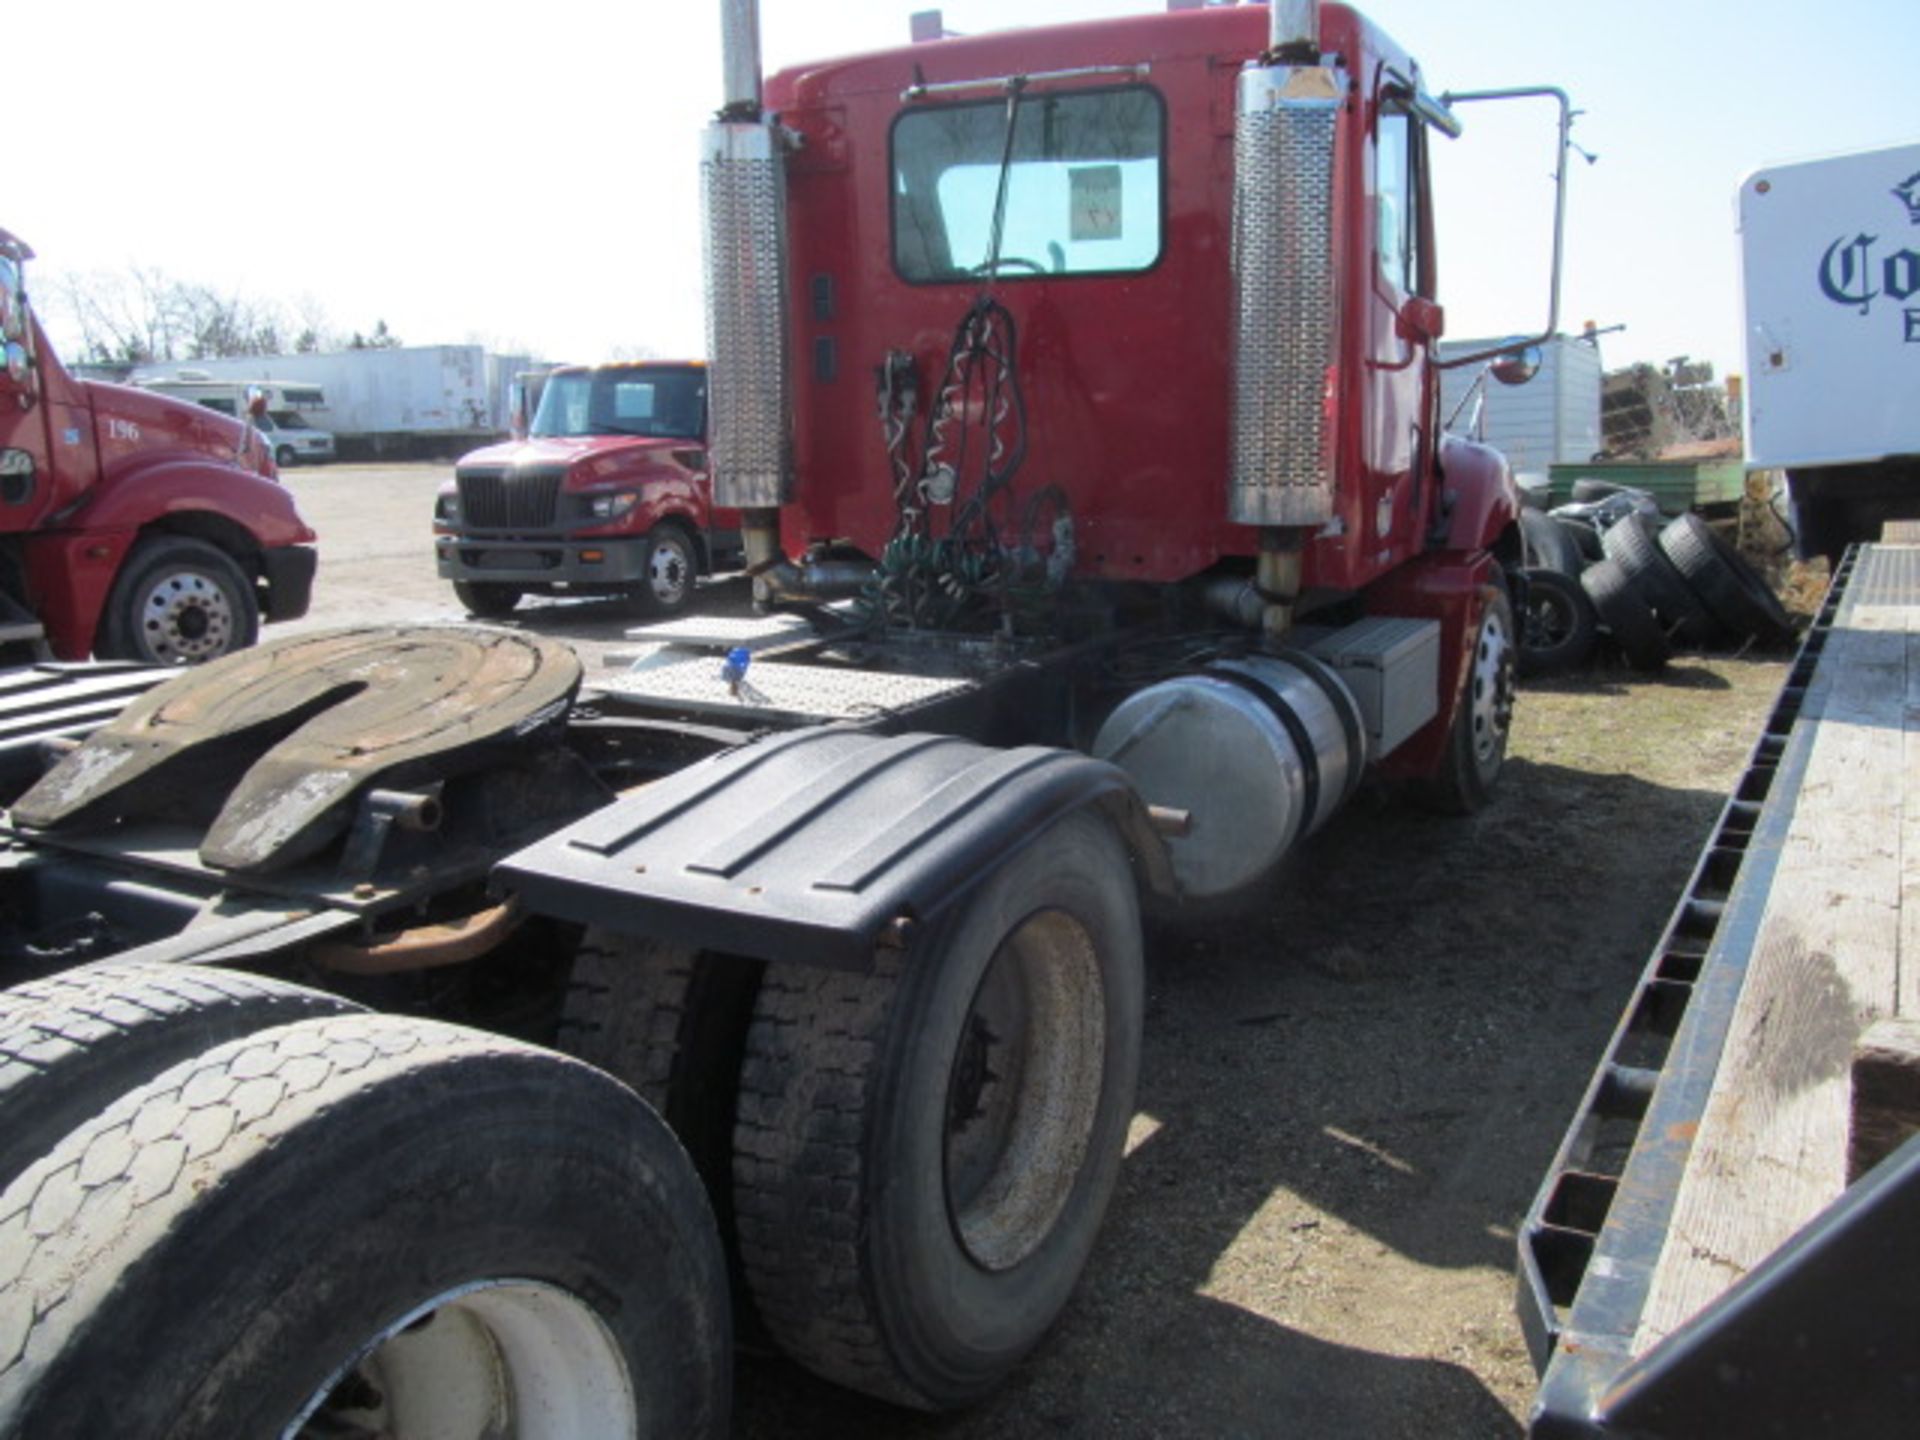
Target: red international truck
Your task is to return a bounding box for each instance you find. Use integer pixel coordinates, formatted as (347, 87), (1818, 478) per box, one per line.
(0, 5), (1574, 1435)
(0, 229), (317, 665)
(433, 360), (743, 618)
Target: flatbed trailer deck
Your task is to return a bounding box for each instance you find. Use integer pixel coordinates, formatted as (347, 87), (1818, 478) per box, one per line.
(1521, 542), (1920, 1435)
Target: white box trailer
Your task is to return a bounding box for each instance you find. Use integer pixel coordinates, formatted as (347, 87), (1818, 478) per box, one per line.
(1739, 140), (1920, 557)
(1438, 332), (1603, 480)
(127, 346), (538, 458)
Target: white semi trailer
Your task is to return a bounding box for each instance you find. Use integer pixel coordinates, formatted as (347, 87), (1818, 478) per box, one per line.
(1740, 140), (1920, 559)
(128, 345), (538, 459)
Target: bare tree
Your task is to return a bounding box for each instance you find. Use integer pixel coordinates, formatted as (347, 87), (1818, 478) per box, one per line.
(38, 267), (397, 363)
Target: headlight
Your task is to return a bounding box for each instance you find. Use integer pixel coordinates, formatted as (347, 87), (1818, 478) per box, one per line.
(588, 491), (640, 520)
(435, 493), (461, 523)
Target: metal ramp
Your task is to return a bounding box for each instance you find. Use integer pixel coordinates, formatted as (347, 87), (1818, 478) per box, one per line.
(1520, 545), (1920, 1435)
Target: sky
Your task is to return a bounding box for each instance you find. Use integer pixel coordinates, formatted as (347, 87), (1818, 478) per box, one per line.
(13, 0), (1917, 382)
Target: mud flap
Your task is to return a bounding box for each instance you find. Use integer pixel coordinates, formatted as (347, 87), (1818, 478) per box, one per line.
(494, 727), (1175, 971)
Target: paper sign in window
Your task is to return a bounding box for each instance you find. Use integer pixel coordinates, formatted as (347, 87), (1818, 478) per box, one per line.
(1070, 165), (1124, 242)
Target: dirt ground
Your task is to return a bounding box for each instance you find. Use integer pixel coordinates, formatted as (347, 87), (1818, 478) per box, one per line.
(289, 463), (1789, 1437)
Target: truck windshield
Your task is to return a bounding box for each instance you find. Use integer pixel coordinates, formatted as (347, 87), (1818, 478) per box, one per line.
(269, 410), (309, 430)
(530, 367), (706, 440)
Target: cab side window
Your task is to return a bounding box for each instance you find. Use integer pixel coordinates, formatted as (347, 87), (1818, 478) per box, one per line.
(1376, 107), (1421, 296)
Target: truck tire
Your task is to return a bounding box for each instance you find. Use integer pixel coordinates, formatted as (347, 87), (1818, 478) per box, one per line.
(732, 809), (1143, 1410)
(633, 525), (697, 617)
(97, 536), (260, 665)
(1520, 509), (1583, 578)
(0, 960), (361, 1198)
(1601, 511), (1722, 647)
(1416, 577), (1516, 814)
(1517, 567), (1597, 677)
(452, 581), (523, 618)
(556, 933), (762, 1268)
(1582, 556), (1671, 671)
(1658, 514), (1795, 647)
(0, 1014), (731, 1440)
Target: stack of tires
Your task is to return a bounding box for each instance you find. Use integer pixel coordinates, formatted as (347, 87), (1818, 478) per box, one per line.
(1517, 490), (1795, 676)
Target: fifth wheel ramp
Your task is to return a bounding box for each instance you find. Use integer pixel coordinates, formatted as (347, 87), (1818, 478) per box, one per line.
(10, 626), (581, 874)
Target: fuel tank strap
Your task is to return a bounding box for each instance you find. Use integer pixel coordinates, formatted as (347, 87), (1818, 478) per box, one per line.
(1199, 664), (1322, 831)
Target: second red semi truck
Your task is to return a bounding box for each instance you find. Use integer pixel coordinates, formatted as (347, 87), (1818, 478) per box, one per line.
(0, 4), (1577, 1435)
(433, 360), (744, 618)
(0, 229), (316, 665)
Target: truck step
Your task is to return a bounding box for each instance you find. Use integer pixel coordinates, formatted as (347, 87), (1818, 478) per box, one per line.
(9, 626), (581, 874)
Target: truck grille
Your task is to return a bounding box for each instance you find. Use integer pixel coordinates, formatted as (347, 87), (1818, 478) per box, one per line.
(457, 466), (564, 530)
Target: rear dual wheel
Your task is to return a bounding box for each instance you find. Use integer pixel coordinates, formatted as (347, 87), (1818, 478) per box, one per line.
(0, 1014), (731, 1440)
(718, 810), (1143, 1410)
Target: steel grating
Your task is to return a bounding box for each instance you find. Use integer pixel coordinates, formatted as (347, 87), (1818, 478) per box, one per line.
(622, 611), (841, 650)
(591, 659), (971, 724)
(702, 121), (792, 509)
(1228, 66), (1342, 527)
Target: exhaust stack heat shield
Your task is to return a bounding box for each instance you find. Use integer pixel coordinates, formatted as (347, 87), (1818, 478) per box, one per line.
(1228, 63), (1344, 528)
(702, 120), (792, 510)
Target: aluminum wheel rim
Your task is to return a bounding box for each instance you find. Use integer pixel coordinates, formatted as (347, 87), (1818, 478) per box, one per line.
(944, 907), (1106, 1273)
(648, 537), (690, 607)
(139, 569), (235, 663)
(1471, 603), (1514, 766)
(286, 1278), (636, 1439)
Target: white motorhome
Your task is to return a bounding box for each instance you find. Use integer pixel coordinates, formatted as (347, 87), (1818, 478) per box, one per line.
(134, 376), (337, 467)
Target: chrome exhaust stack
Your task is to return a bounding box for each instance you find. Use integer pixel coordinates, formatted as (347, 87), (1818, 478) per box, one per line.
(1228, 0), (1343, 636)
(705, 0), (792, 585)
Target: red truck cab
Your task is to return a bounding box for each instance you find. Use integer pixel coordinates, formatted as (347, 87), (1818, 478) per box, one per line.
(0, 228), (316, 664)
(433, 361), (741, 618)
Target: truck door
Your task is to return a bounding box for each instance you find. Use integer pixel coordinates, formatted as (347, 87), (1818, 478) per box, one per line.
(1364, 85), (1435, 563)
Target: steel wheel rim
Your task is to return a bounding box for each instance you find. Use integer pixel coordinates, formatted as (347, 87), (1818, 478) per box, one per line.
(1470, 603), (1514, 766)
(1528, 589), (1574, 648)
(140, 569), (235, 663)
(944, 907), (1106, 1273)
(648, 536), (690, 607)
(286, 1278), (636, 1439)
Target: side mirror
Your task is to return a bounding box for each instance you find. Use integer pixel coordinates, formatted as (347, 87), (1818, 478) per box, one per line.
(4, 341), (28, 387)
(1491, 345), (1542, 386)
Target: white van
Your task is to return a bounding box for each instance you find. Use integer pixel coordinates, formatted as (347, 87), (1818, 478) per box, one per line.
(135, 377), (337, 467)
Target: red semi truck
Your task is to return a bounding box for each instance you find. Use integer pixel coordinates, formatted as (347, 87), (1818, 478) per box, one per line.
(433, 360), (741, 617)
(0, 5), (1574, 1436)
(0, 229), (317, 664)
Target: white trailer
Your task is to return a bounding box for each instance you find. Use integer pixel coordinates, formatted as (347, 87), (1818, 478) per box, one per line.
(1438, 332), (1602, 480)
(127, 346), (539, 458)
(1739, 140), (1920, 558)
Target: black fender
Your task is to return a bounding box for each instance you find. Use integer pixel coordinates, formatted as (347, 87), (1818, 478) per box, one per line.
(494, 727), (1175, 971)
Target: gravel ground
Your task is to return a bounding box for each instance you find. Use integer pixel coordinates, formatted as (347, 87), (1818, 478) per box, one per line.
(288, 463), (1790, 1437)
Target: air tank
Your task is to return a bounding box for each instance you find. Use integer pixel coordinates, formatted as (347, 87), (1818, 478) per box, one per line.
(1091, 653), (1366, 902)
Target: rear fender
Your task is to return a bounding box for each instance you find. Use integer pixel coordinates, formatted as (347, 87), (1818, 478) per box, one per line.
(494, 727), (1176, 971)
